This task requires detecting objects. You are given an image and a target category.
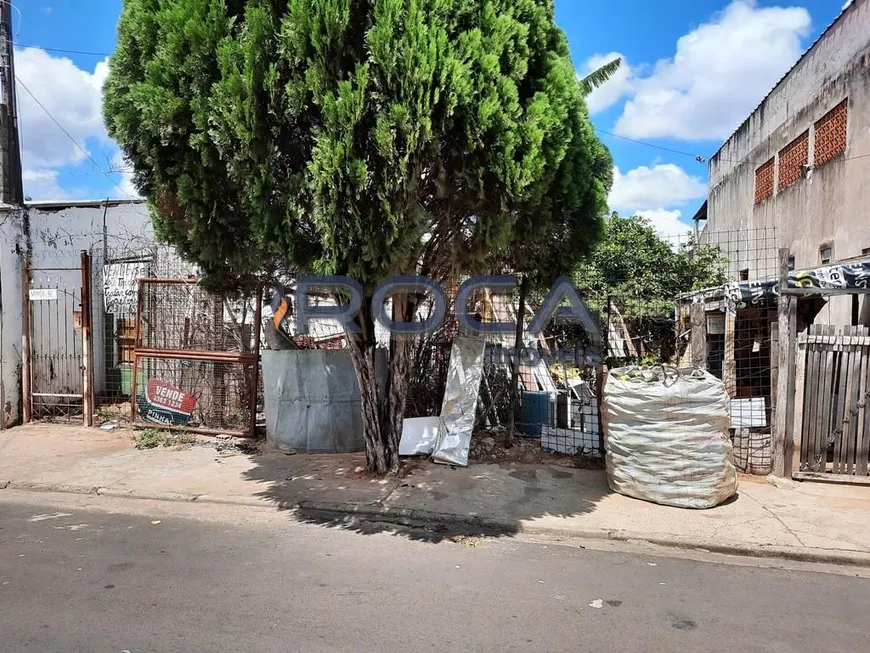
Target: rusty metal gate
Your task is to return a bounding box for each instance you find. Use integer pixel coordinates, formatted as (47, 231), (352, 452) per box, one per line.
(795, 325), (870, 482)
(22, 252), (93, 425)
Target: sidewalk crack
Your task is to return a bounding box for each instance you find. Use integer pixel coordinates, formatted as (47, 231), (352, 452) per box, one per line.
(760, 503), (806, 547)
(740, 486), (806, 547)
(378, 480), (401, 507)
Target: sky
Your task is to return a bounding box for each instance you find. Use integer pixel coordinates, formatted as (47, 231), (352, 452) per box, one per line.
(12, 0), (848, 237)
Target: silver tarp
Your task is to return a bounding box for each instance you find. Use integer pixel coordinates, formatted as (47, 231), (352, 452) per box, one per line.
(431, 336), (486, 467)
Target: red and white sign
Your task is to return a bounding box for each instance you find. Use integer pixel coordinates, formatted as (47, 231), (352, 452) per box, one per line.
(145, 379), (197, 416)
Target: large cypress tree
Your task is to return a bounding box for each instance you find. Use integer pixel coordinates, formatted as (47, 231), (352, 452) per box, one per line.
(104, 0), (612, 473)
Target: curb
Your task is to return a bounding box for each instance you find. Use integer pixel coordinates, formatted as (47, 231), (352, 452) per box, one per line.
(8, 481), (100, 495)
(96, 488), (199, 503)
(290, 501), (870, 568)
(4, 481), (870, 568)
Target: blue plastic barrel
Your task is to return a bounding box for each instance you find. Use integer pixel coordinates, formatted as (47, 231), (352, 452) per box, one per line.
(521, 391), (550, 436)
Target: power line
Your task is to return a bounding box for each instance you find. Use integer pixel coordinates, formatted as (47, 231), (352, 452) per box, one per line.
(16, 43), (111, 57)
(15, 75), (133, 199)
(596, 127), (750, 166)
(595, 128), (706, 162)
(596, 126), (870, 167)
(13, 43), (870, 170)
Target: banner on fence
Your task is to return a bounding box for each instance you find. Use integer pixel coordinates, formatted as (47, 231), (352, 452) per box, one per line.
(728, 259), (870, 304)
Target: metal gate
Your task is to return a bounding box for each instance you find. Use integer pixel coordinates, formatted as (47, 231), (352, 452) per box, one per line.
(795, 324), (870, 481)
(22, 252), (93, 425)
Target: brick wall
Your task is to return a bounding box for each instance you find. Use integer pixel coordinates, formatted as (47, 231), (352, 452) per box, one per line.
(754, 158), (774, 204)
(814, 100), (848, 166)
(778, 131), (809, 190)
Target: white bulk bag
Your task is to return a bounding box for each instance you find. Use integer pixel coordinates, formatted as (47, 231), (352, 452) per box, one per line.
(603, 366), (738, 509)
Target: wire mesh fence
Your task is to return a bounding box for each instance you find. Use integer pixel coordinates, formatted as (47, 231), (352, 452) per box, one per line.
(414, 226), (780, 463)
(24, 219), (788, 463)
(25, 242), (261, 432)
(464, 285), (605, 460)
(130, 277), (260, 435)
(88, 246), (199, 420)
(133, 357), (255, 433)
(674, 226), (780, 473)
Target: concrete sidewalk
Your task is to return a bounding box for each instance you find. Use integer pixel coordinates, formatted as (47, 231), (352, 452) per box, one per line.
(2, 423), (870, 565)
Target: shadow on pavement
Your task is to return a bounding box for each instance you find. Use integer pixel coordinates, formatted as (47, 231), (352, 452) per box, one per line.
(242, 449), (611, 543)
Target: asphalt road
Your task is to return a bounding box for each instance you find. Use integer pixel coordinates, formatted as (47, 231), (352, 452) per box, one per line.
(1, 491), (868, 653)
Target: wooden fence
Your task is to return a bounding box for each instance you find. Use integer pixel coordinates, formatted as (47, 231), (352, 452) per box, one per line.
(794, 325), (870, 481)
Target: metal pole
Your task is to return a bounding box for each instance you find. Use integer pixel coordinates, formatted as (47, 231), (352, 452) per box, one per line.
(21, 254), (31, 423)
(80, 251), (94, 426)
(101, 198), (109, 265)
(507, 274), (528, 448)
(130, 278), (145, 424)
(249, 285), (263, 438)
(0, 1), (23, 205)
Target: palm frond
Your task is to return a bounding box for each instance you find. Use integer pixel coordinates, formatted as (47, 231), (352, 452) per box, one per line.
(579, 57), (622, 95)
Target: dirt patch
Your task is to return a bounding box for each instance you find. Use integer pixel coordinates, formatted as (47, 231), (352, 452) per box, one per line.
(469, 428), (603, 468)
(96, 402), (132, 425)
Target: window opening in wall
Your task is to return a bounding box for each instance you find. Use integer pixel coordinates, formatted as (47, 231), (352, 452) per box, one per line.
(778, 131), (809, 191)
(814, 100), (847, 167)
(820, 246), (832, 265)
(861, 247), (870, 257)
(754, 158), (774, 204)
(739, 268), (750, 281)
(788, 256), (795, 271)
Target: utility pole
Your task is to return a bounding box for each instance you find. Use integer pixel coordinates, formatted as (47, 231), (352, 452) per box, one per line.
(0, 0), (23, 205)
(0, 2), (23, 429)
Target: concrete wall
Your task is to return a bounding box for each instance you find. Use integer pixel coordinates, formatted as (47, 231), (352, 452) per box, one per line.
(704, 0), (870, 325)
(0, 206), (25, 426)
(27, 200), (153, 261)
(0, 200), (153, 424)
(28, 201), (153, 405)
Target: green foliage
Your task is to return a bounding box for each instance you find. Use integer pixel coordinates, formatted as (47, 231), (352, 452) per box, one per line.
(105, 0), (613, 473)
(579, 213), (726, 320)
(132, 428), (195, 449)
(133, 428), (162, 449)
(576, 213), (727, 361)
(104, 0), (612, 293)
(578, 57), (621, 95)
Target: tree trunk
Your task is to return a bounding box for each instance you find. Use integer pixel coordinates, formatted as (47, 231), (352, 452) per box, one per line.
(346, 294), (417, 475)
(507, 275), (529, 448)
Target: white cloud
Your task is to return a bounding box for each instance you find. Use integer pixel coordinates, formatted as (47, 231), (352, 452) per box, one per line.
(15, 47), (111, 169)
(22, 169), (68, 200)
(608, 164), (705, 239)
(635, 209), (692, 239)
(613, 1), (811, 141)
(608, 164), (706, 212)
(580, 52), (634, 114)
